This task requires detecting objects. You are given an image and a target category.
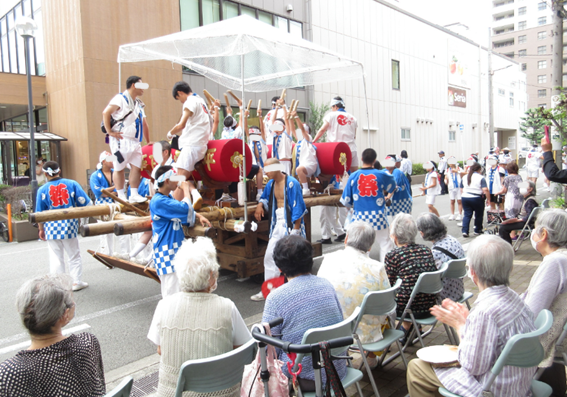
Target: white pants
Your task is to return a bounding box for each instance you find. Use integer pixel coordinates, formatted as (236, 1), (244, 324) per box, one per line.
(320, 206), (345, 239)
(159, 272), (180, 298)
(281, 159), (292, 176)
(47, 238), (83, 283)
(264, 208), (286, 281)
(375, 227), (394, 263)
(97, 220), (114, 255)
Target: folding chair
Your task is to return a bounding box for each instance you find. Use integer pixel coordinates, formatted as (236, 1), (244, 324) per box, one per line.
(442, 258), (473, 309)
(513, 205), (544, 252)
(534, 318), (567, 379)
(348, 279), (408, 396)
(173, 338), (257, 397)
(439, 309), (554, 397)
(396, 262), (455, 348)
(541, 198), (551, 209)
(294, 307), (364, 397)
(104, 376), (133, 397)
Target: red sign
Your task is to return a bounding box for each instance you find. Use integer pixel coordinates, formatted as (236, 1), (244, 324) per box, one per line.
(448, 86), (467, 108)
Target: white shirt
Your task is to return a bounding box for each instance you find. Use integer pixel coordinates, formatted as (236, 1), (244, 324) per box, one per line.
(179, 94), (212, 148)
(108, 91), (145, 140)
(447, 167), (462, 191)
(298, 132), (317, 168)
(400, 158), (412, 175)
(263, 108), (286, 139)
(147, 295), (251, 346)
(526, 151), (542, 171)
(461, 172), (488, 198)
(221, 126), (243, 140)
(425, 171), (442, 196)
(323, 110), (358, 150)
(249, 138), (268, 167)
(151, 156), (175, 180)
(273, 131), (293, 160)
(438, 157), (447, 173)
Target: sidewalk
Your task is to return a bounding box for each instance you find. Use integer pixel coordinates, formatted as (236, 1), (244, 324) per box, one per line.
(104, 240), (544, 397)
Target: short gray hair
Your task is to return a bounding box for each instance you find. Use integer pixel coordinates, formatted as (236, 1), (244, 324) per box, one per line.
(346, 221), (376, 252)
(416, 213), (447, 242)
(174, 237), (220, 292)
(467, 235), (513, 287)
(527, 180), (537, 197)
(16, 274), (74, 335)
(390, 213), (417, 245)
(535, 209), (567, 248)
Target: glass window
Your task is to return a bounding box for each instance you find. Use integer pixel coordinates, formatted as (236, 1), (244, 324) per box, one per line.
(538, 16), (546, 25)
(518, 21), (527, 29)
(449, 131), (456, 142)
(521, 63), (527, 71)
(32, 7), (44, 75)
(240, 5), (256, 18)
(538, 60), (547, 69)
(518, 49), (526, 57)
(518, 35), (526, 43)
(538, 74), (547, 83)
(202, 0), (220, 25)
(538, 45), (546, 54)
(510, 97), (514, 107)
(38, 107), (48, 126)
(498, 88), (505, 96)
(538, 31), (546, 40)
(539, 103), (547, 108)
(222, 1), (239, 19)
(538, 1), (546, 10)
(290, 20), (302, 38)
(401, 128), (410, 141)
(538, 89), (546, 97)
(274, 16), (288, 33)
(392, 60), (400, 90)
(258, 11), (272, 25)
(518, 6), (526, 15)
(180, 0), (199, 30)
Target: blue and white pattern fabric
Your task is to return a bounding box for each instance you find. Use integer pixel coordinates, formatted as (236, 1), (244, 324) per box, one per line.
(272, 131), (293, 160)
(249, 139), (268, 168)
(259, 176), (307, 238)
(149, 193), (196, 276)
(386, 168), (412, 217)
(89, 169), (114, 204)
(340, 169), (396, 231)
(35, 178), (91, 240)
(128, 177), (151, 198)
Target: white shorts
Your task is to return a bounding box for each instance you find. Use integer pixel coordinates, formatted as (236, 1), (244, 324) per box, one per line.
(299, 161), (318, 177)
(109, 137), (142, 171)
(177, 145), (208, 173)
(426, 194), (437, 205)
(350, 150), (359, 168)
(527, 168), (539, 178)
(449, 189), (462, 201)
(280, 159), (292, 176)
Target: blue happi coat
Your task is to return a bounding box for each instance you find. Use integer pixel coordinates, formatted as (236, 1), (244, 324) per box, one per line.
(89, 169), (114, 204)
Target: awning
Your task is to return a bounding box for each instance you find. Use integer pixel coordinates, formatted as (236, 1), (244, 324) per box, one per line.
(0, 131), (67, 141)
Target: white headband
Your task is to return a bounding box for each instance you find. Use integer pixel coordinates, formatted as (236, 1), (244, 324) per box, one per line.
(330, 98), (345, 108)
(156, 169), (184, 184)
(264, 163), (285, 173)
(43, 167), (60, 176)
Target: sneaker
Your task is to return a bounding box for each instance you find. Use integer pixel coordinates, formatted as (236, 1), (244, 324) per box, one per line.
(302, 188), (311, 197)
(474, 232), (482, 236)
(192, 197), (203, 211)
(457, 222), (463, 227)
(448, 214), (455, 221)
(455, 214), (462, 221)
(250, 291), (265, 301)
(317, 238), (332, 244)
(334, 233), (346, 242)
(463, 233), (469, 238)
(129, 193), (147, 204)
(72, 281), (89, 291)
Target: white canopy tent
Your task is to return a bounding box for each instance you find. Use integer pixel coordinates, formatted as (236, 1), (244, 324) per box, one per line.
(117, 15), (370, 220)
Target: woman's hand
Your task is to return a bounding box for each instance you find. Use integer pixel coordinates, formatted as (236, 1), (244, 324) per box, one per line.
(430, 299), (468, 330)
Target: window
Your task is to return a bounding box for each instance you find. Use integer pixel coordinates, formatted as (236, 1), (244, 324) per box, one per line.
(538, 31), (546, 40)
(521, 63), (527, 71)
(401, 128), (411, 141)
(538, 1), (546, 10)
(538, 16), (547, 25)
(518, 21), (527, 29)
(518, 35), (527, 43)
(392, 60), (400, 90)
(539, 103), (548, 109)
(449, 131), (456, 142)
(518, 49), (527, 57)
(509, 92), (514, 107)
(538, 89), (547, 97)
(538, 74), (547, 83)
(538, 60), (547, 69)
(498, 88), (505, 96)
(538, 45), (546, 54)
(518, 6), (526, 15)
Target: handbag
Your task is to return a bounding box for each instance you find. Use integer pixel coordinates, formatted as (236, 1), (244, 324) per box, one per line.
(241, 323), (290, 397)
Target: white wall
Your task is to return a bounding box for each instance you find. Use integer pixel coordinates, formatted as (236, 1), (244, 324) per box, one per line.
(310, 0), (526, 164)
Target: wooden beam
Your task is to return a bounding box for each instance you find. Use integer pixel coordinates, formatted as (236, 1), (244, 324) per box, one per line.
(30, 202), (149, 223)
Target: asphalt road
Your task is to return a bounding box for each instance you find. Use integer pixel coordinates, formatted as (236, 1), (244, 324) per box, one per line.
(0, 173), (550, 372)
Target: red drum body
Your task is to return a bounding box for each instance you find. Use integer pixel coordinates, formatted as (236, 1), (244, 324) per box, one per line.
(141, 144), (179, 180)
(313, 142), (352, 174)
(198, 139), (253, 182)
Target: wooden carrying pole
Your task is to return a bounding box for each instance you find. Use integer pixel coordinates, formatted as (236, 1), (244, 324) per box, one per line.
(102, 188), (148, 216)
(30, 202), (149, 223)
(114, 217), (153, 236)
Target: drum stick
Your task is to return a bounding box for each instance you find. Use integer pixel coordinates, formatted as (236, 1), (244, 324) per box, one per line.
(246, 99), (252, 114)
(281, 89), (287, 102)
(203, 89), (216, 104)
(286, 100), (294, 119)
(227, 90), (241, 103)
(224, 93), (231, 109)
(257, 100), (262, 117)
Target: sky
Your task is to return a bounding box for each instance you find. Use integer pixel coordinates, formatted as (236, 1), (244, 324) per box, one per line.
(0, 0), (20, 19)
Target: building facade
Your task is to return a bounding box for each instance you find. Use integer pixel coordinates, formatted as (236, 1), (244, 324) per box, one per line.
(0, 0), (526, 185)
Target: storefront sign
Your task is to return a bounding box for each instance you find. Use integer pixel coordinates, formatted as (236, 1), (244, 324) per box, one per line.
(448, 86), (467, 108)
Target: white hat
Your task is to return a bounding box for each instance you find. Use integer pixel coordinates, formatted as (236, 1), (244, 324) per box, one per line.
(97, 151), (116, 170)
(383, 156), (396, 167)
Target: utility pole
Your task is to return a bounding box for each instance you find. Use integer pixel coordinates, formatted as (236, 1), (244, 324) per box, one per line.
(551, 0), (565, 169)
(488, 26), (495, 150)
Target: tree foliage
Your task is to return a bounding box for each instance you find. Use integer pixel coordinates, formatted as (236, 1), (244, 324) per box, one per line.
(534, 88), (567, 141)
(308, 101), (329, 141)
(520, 108), (550, 144)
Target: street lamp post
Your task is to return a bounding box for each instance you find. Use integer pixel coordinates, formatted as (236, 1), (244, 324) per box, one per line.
(15, 17), (38, 211)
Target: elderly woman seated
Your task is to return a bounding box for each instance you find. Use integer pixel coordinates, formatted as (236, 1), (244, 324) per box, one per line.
(385, 213), (437, 338)
(318, 221), (391, 367)
(416, 212), (465, 301)
(262, 235), (345, 392)
(498, 180), (538, 244)
(147, 237), (251, 397)
(521, 209), (567, 396)
(0, 274), (106, 397)
(407, 235), (537, 397)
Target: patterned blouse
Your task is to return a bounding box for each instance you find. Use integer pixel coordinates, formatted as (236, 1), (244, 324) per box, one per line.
(0, 333), (105, 397)
(502, 174), (524, 219)
(431, 235), (465, 302)
(385, 243), (438, 317)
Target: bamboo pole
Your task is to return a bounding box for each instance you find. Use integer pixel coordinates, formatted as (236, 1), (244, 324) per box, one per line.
(102, 188), (148, 217)
(79, 215), (141, 237)
(30, 202), (149, 223)
(114, 218), (153, 236)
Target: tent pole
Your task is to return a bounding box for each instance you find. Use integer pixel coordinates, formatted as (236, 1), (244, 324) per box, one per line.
(118, 62), (121, 92)
(362, 67), (371, 150)
(241, 54), (248, 222)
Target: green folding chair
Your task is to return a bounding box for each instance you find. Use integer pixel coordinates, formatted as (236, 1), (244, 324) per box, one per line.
(104, 376), (133, 397)
(439, 309), (554, 397)
(293, 307), (364, 397)
(535, 318), (567, 379)
(442, 258), (473, 309)
(541, 198), (551, 209)
(173, 338), (257, 397)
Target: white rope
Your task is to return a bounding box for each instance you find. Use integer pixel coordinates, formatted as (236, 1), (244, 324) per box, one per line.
(103, 203), (122, 222)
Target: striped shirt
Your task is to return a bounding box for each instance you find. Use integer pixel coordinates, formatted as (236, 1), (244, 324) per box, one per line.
(435, 285), (536, 397)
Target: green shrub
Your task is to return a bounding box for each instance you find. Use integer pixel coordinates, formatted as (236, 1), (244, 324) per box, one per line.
(412, 163), (425, 175)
